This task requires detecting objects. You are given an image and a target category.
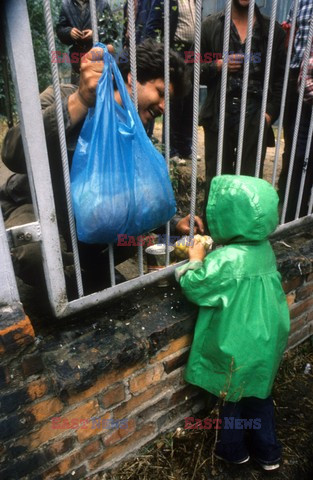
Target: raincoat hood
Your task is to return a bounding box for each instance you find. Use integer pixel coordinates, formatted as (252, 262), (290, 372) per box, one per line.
(207, 175), (279, 244)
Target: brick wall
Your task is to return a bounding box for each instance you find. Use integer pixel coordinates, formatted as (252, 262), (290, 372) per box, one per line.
(1, 224), (313, 479)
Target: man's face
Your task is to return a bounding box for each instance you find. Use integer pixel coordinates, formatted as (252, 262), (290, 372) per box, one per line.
(232, 0), (250, 10)
(130, 77), (174, 125)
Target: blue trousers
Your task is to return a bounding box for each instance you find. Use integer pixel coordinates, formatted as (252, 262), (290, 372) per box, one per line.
(215, 396), (281, 464)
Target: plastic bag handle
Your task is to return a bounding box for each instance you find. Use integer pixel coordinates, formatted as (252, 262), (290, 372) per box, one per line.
(96, 43), (136, 131)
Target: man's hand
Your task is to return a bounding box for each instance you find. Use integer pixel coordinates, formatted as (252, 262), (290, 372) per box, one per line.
(82, 29), (93, 41)
(265, 113), (272, 126)
(216, 54), (244, 74)
(189, 238), (206, 262)
(67, 45), (114, 125)
(176, 214), (205, 235)
(70, 27), (83, 40)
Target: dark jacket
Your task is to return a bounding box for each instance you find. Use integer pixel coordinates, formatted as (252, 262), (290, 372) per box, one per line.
(123, 0), (154, 46)
(56, 0), (117, 64)
(145, 0), (179, 46)
(199, 7), (286, 129)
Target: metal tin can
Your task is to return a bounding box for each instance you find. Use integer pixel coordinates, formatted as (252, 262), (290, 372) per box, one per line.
(145, 244), (175, 287)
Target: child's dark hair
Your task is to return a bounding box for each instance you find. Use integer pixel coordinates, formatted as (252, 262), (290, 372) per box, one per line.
(118, 39), (191, 98)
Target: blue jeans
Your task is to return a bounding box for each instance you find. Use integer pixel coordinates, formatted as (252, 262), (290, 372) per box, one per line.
(215, 396), (281, 464)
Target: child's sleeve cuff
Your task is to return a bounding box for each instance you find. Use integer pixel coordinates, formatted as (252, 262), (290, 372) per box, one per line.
(175, 260), (203, 281)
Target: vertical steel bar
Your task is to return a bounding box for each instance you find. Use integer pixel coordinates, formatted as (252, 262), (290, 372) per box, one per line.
(127, 0), (143, 275)
(295, 106), (313, 218)
(255, 0), (278, 176)
(281, 17), (313, 223)
(0, 208), (20, 305)
(3, 0), (67, 315)
(89, 0), (99, 43)
(43, 0), (84, 297)
(217, 0), (232, 174)
(235, 0), (255, 172)
(108, 244), (116, 287)
(188, 0), (202, 236)
(272, 0), (300, 186)
(164, 0), (171, 265)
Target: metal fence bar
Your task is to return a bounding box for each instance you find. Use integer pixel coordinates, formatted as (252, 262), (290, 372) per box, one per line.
(89, 0), (99, 43)
(281, 16), (313, 223)
(0, 208), (20, 305)
(216, 0), (232, 175)
(164, 0), (171, 266)
(255, 0), (278, 176)
(272, 0), (300, 186)
(61, 259), (187, 318)
(295, 106), (313, 218)
(43, 0), (84, 297)
(308, 188), (313, 214)
(3, 0), (67, 316)
(127, 0), (144, 276)
(235, 0), (255, 172)
(188, 0), (202, 236)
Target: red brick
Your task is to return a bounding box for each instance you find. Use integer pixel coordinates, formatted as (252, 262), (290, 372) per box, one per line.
(290, 297), (313, 319)
(103, 418), (136, 447)
(0, 313), (35, 355)
(42, 450), (84, 479)
(101, 383), (125, 409)
(129, 364), (164, 394)
(296, 282), (313, 301)
(82, 439), (102, 459)
(17, 399), (99, 450)
(48, 437), (76, 457)
(282, 277), (303, 294)
(26, 397), (63, 422)
(68, 364), (144, 405)
(167, 385), (199, 408)
(290, 314), (309, 335)
(22, 354), (44, 377)
(76, 411), (111, 443)
(163, 350), (189, 374)
(88, 423), (156, 470)
(114, 383), (162, 419)
(287, 322), (313, 349)
(150, 334), (193, 363)
(286, 292), (296, 307)
(27, 379), (49, 401)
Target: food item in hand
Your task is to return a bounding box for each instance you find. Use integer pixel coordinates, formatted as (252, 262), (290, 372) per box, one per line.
(174, 234), (213, 259)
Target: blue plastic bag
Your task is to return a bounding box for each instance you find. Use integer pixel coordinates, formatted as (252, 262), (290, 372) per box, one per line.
(70, 44), (176, 244)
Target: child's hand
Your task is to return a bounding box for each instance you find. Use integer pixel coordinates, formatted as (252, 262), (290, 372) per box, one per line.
(188, 238), (206, 262)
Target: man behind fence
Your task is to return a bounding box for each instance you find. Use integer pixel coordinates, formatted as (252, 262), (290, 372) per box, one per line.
(279, 0), (313, 221)
(0, 40), (203, 297)
(199, 0), (286, 212)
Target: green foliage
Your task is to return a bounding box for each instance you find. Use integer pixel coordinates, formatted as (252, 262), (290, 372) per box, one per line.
(0, 0), (64, 119)
(27, 0), (65, 91)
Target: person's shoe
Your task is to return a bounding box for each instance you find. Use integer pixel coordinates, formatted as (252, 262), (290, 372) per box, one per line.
(215, 453), (250, 465)
(180, 153), (201, 161)
(170, 155), (186, 166)
(253, 458), (280, 471)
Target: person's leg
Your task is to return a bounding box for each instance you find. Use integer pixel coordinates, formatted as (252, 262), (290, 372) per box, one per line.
(240, 113), (268, 178)
(279, 70), (299, 203)
(170, 96), (187, 157)
(215, 400), (250, 463)
(203, 122), (235, 231)
(78, 241), (137, 293)
(175, 88), (194, 158)
(5, 204), (46, 287)
(243, 396), (281, 466)
(283, 102), (313, 221)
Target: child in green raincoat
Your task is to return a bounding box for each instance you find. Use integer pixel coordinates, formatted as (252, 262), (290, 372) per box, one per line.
(176, 175), (290, 471)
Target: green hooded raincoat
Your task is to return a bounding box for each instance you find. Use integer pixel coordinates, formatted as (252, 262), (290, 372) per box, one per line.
(176, 176), (290, 401)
